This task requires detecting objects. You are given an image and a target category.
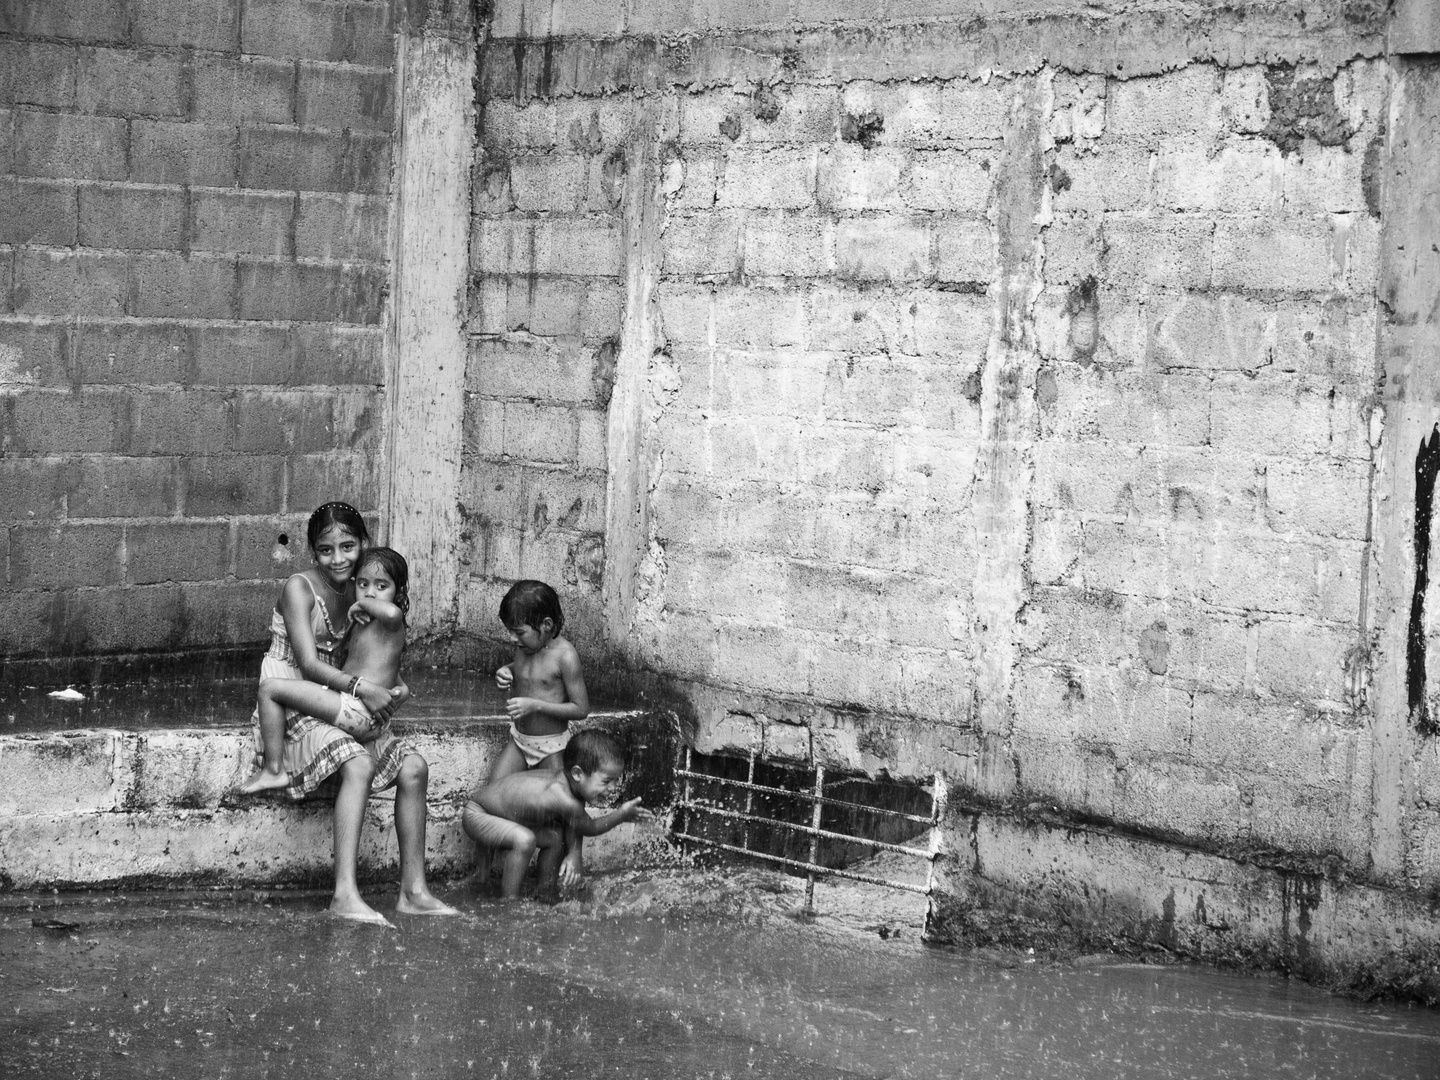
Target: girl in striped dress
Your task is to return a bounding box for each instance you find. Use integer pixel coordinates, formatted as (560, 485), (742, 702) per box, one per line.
(239, 502), (455, 924)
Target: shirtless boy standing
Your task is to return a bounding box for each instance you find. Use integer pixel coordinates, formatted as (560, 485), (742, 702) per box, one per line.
(490, 580), (590, 779)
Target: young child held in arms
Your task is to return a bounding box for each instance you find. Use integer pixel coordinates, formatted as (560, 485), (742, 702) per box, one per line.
(236, 547), (412, 796)
(490, 580), (590, 779)
(462, 729), (649, 899)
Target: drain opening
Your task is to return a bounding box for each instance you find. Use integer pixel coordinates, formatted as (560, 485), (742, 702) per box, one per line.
(672, 747), (946, 909)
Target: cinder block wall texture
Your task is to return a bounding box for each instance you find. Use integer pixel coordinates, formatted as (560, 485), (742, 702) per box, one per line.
(5, 0), (1437, 986)
(465, 0), (1440, 980)
(0, 0), (396, 658)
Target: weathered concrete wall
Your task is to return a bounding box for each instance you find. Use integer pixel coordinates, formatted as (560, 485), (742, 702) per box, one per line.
(463, 0), (1440, 986)
(0, 0), (397, 659)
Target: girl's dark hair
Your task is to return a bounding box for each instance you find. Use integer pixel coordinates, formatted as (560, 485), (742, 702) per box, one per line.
(498, 579), (563, 633)
(563, 729), (624, 775)
(306, 502), (371, 550)
(358, 547), (410, 621)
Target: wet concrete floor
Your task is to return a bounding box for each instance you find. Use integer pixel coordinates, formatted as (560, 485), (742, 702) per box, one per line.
(3, 868), (1437, 1079)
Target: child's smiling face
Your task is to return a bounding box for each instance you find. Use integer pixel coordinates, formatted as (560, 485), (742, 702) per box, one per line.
(355, 560), (397, 604)
(312, 524), (362, 587)
(569, 761), (623, 807)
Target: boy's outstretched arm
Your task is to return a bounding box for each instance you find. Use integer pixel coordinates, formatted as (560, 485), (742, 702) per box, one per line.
(568, 798), (649, 838)
(557, 800), (654, 886)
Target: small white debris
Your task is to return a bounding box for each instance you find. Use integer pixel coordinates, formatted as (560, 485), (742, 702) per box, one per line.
(48, 688), (86, 702)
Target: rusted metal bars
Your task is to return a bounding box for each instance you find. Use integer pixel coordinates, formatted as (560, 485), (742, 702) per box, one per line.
(742, 750), (755, 853)
(804, 766), (825, 910)
(684, 802), (933, 859)
(674, 754), (946, 902)
(670, 832), (932, 894)
(674, 766), (933, 825)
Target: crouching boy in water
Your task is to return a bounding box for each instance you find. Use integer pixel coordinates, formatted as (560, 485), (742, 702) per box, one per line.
(462, 730), (650, 899)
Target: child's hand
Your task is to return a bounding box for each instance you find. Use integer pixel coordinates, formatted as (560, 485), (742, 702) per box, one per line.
(505, 696), (540, 721)
(618, 797), (650, 823)
(558, 851), (585, 889)
(355, 678), (393, 717)
(348, 601), (373, 626)
(494, 665), (513, 691)
(373, 682), (409, 723)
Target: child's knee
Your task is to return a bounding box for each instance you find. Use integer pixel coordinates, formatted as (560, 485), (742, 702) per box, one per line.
(398, 753), (428, 788)
(257, 677), (281, 700)
(343, 754), (377, 783)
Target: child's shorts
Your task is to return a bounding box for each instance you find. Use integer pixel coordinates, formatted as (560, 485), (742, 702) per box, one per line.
(462, 799), (560, 848)
(332, 692), (380, 741)
(510, 723), (570, 767)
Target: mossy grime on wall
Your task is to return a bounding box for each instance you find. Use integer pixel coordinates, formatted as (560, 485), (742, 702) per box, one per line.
(1260, 63), (1356, 155)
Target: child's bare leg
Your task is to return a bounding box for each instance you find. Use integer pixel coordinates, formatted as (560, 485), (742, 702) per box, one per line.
(487, 739), (528, 784)
(462, 802), (538, 899)
(393, 754), (458, 915)
(234, 680), (306, 794)
(497, 824), (539, 898)
(463, 742), (531, 880)
(460, 802), (499, 894)
(533, 827), (566, 901)
(330, 754), (390, 925)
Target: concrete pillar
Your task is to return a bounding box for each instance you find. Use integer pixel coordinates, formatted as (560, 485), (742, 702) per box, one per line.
(1368, 16), (1440, 882)
(383, 4), (476, 639)
(970, 74), (1052, 756)
(601, 101), (676, 658)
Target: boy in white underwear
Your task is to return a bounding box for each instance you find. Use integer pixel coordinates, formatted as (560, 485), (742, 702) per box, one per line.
(490, 580), (590, 777)
(468, 580), (591, 889)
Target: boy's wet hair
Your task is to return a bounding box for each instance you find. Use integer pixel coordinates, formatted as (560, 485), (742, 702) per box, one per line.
(307, 502), (371, 551)
(498, 579), (564, 634)
(358, 547), (410, 621)
(564, 729), (624, 776)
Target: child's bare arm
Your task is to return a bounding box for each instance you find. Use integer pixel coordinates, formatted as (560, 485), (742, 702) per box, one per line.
(277, 576), (343, 686)
(348, 596), (405, 629)
(563, 797), (648, 837)
(557, 643), (590, 718)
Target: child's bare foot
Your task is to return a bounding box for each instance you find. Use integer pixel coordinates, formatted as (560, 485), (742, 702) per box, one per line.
(329, 895), (393, 927)
(396, 888), (460, 916)
(232, 769), (290, 796)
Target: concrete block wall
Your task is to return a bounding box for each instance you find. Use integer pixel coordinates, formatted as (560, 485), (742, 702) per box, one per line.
(0, 0), (397, 659)
(466, 0), (1440, 979)
(1020, 56), (1383, 869)
(472, 0), (1385, 853)
(462, 91), (623, 641)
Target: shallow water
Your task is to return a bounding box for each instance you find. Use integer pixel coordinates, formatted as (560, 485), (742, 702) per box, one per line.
(3, 870), (1437, 1080)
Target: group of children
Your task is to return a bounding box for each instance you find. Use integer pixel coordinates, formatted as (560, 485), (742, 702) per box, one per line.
(234, 502), (647, 922)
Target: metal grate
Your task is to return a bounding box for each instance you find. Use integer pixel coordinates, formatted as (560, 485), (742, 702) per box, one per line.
(672, 746), (947, 910)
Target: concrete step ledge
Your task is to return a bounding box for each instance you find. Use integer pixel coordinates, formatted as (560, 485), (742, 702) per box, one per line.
(1, 712), (666, 890)
(933, 810), (1440, 997)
